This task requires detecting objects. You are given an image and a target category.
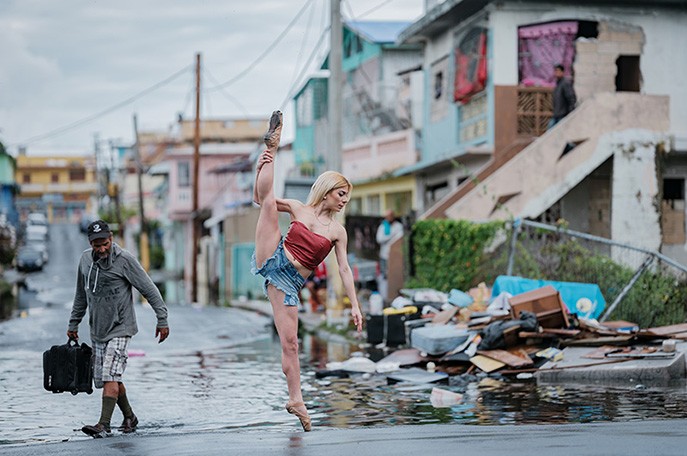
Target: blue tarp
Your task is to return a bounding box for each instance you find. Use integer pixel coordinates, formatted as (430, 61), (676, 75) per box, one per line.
(492, 275), (606, 320)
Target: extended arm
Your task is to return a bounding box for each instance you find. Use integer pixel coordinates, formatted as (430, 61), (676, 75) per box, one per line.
(334, 231), (363, 332)
(124, 255), (169, 342)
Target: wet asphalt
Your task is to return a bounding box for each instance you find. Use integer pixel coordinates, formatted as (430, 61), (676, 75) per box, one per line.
(2, 419), (687, 456)
(2, 224), (687, 455)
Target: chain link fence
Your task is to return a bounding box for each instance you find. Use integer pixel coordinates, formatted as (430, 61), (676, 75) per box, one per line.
(477, 219), (687, 327)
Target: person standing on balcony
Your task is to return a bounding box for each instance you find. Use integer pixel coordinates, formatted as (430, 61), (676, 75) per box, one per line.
(376, 210), (404, 285)
(549, 63), (577, 129)
(251, 110), (363, 432)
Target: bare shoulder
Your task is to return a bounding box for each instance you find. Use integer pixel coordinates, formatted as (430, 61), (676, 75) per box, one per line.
(332, 220), (347, 242)
(277, 198), (305, 213)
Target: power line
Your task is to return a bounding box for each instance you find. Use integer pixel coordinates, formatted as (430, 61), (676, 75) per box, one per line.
(17, 65), (193, 146)
(279, 25), (331, 110)
(286, 0), (319, 95)
(356, 0), (396, 19)
(203, 67), (250, 117)
(206, 0), (316, 92)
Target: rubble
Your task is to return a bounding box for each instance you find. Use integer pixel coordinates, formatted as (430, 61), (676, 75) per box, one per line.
(356, 276), (687, 395)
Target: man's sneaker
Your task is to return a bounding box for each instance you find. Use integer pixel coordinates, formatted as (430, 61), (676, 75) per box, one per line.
(81, 423), (111, 438)
(120, 414), (139, 433)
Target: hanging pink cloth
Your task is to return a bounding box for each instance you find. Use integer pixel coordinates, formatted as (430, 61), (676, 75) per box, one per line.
(518, 21), (578, 87)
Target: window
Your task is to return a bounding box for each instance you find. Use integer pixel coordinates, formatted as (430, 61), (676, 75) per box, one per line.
(69, 169), (86, 181)
(178, 161), (191, 188)
(51, 173), (59, 183)
(434, 71), (443, 100)
(366, 195), (381, 215)
(22, 173), (31, 184)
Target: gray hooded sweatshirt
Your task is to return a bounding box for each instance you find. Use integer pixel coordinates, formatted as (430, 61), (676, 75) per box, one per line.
(68, 243), (168, 343)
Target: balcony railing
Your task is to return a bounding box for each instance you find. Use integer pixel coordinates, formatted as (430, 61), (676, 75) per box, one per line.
(517, 86), (553, 137)
(20, 182), (98, 194)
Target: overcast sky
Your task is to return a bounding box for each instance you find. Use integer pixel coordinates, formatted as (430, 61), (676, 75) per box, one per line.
(0, 0), (424, 157)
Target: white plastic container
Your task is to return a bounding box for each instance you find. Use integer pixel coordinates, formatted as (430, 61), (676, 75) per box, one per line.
(369, 292), (384, 315)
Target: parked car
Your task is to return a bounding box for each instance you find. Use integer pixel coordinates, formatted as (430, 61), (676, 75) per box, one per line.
(25, 224), (48, 241)
(25, 240), (49, 263)
(24, 212), (50, 239)
(15, 246), (44, 272)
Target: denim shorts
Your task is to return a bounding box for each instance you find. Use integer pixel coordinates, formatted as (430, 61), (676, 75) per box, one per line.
(251, 240), (306, 307)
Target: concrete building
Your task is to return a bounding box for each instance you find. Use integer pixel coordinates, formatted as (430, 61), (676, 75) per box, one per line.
(0, 146), (19, 227)
(162, 118), (267, 304)
(396, 0), (687, 266)
(14, 153), (97, 223)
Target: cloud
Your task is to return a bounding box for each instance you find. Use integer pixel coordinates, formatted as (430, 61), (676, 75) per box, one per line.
(0, 0), (423, 155)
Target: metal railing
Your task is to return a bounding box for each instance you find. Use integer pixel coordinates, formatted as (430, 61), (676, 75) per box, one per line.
(501, 219), (687, 325)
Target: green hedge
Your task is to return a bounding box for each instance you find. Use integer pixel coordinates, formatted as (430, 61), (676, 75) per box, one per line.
(409, 221), (687, 327)
(408, 220), (504, 291)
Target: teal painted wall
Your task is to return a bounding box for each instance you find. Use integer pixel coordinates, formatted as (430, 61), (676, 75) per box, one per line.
(420, 30), (494, 166)
(342, 27), (382, 73)
(0, 153), (15, 184)
(231, 242), (265, 300)
(293, 78), (328, 166)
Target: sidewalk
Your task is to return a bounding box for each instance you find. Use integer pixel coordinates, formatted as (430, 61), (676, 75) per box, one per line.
(3, 420), (687, 456)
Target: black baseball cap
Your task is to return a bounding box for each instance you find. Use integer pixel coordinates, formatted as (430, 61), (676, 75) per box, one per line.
(87, 220), (112, 242)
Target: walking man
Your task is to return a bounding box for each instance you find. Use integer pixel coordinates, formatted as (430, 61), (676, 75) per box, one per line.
(67, 220), (169, 437)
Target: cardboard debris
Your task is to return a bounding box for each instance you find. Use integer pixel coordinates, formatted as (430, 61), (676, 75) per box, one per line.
(432, 306), (459, 325)
(469, 355), (505, 373)
(378, 348), (424, 367)
(430, 387), (464, 407)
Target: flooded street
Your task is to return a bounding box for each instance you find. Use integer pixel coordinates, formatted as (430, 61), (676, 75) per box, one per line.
(2, 225), (687, 447)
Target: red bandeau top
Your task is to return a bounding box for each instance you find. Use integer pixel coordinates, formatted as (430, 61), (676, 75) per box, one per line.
(283, 220), (333, 271)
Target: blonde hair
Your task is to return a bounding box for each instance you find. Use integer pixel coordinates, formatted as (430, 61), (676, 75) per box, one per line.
(306, 171), (352, 207)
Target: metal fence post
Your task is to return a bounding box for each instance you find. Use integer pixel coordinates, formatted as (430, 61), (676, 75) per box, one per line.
(599, 254), (655, 322)
(506, 218), (521, 276)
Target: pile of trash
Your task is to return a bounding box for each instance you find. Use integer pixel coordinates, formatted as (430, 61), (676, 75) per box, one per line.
(320, 275), (687, 406)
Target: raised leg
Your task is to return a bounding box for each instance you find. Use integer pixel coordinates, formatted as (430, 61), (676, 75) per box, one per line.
(254, 110), (284, 267)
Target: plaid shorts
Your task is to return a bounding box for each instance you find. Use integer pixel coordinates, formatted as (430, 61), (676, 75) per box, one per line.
(93, 336), (130, 388)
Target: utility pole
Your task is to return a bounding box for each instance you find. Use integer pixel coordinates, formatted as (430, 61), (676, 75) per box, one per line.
(108, 140), (124, 245)
(191, 52), (201, 303)
(133, 114), (149, 270)
(94, 134), (102, 216)
(326, 0), (345, 324)
(328, 0), (343, 172)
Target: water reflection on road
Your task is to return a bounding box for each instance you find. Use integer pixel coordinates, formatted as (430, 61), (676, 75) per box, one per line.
(2, 310), (687, 446)
(2, 225), (687, 446)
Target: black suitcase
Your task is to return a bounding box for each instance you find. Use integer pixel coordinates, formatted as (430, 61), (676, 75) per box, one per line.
(43, 339), (94, 395)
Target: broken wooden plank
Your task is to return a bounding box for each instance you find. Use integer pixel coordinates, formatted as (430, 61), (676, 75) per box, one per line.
(563, 335), (633, 347)
(476, 349), (533, 368)
(645, 323), (687, 336)
(541, 328), (581, 337)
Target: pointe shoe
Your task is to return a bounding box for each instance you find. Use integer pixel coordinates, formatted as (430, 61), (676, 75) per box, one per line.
(285, 401), (312, 432)
(264, 110), (283, 153)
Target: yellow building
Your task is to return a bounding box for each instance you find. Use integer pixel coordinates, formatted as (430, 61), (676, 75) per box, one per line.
(15, 155), (98, 223)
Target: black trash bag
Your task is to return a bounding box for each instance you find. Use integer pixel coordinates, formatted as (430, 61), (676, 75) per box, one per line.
(477, 311), (538, 351)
